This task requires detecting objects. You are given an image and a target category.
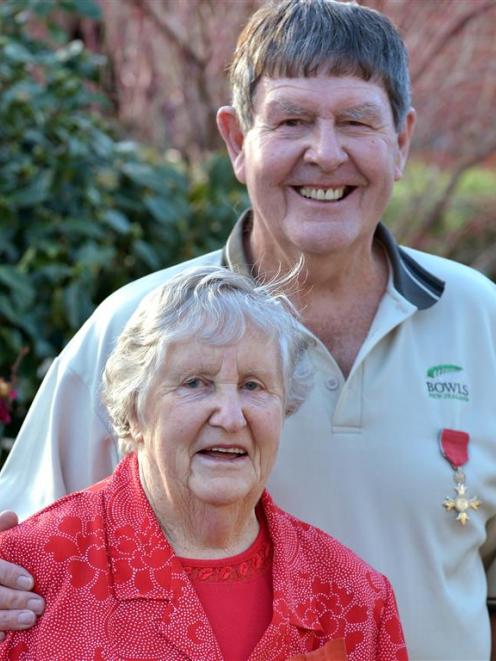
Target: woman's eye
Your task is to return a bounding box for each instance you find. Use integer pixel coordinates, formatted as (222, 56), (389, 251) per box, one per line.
(243, 380), (261, 391)
(184, 377), (202, 389)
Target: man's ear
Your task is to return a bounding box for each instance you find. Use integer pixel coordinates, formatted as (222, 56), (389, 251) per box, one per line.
(394, 107), (416, 180)
(216, 106), (247, 184)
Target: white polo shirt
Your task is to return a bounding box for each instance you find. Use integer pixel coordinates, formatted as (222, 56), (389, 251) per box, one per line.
(1, 213), (495, 660)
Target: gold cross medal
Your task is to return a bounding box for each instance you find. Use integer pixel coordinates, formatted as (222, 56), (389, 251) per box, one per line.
(440, 429), (481, 526)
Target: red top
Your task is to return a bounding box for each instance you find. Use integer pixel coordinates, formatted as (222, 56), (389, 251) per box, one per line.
(179, 513), (273, 660)
(0, 454), (407, 660)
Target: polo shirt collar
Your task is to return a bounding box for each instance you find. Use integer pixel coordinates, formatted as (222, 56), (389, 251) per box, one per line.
(223, 210), (445, 310)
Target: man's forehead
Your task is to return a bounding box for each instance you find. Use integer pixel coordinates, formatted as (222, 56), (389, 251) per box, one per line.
(253, 75), (392, 117)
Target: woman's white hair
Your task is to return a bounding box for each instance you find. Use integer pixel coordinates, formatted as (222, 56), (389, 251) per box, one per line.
(102, 266), (313, 454)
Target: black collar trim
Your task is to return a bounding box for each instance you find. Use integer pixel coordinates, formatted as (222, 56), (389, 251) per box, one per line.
(222, 211), (445, 311)
(375, 223), (445, 309)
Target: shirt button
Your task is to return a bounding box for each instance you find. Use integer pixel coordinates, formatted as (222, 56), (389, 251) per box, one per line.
(326, 377), (339, 391)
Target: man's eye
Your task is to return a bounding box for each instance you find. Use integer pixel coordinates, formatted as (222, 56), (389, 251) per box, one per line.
(345, 120), (369, 128)
(282, 118), (303, 127)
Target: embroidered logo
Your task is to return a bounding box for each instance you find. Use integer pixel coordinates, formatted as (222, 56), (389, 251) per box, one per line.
(425, 364), (469, 402)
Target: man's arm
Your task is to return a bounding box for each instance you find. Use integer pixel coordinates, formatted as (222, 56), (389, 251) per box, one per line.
(0, 355), (119, 521)
(491, 611), (496, 661)
(0, 316), (119, 633)
(0, 512), (45, 639)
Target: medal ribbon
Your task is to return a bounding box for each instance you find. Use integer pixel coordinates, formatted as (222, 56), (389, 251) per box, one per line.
(440, 428), (469, 469)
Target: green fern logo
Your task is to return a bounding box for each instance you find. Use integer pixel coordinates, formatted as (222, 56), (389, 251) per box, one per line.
(426, 364), (463, 379)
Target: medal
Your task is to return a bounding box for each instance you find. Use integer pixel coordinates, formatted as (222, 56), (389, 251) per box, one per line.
(440, 429), (481, 526)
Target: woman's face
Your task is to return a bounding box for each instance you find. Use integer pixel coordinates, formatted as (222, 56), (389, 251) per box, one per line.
(136, 325), (286, 513)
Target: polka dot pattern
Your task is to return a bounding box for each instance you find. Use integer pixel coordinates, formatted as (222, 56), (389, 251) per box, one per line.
(0, 454), (407, 659)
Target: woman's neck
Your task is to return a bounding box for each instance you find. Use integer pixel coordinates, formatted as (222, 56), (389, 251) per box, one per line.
(164, 505), (260, 559)
(138, 458), (260, 559)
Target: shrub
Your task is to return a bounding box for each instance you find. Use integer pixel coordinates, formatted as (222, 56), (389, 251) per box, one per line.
(384, 160), (496, 278)
(0, 0), (248, 458)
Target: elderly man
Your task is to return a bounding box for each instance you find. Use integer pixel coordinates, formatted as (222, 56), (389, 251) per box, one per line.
(0, 1), (495, 659)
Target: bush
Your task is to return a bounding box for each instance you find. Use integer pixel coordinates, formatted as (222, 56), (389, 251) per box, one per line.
(0, 0), (248, 457)
(384, 160), (496, 278)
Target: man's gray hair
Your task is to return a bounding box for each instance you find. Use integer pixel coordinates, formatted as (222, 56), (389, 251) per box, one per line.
(230, 0), (411, 132)
(102, 266), (313, 453)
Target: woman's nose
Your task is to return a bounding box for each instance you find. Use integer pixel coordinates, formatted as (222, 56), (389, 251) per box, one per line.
(303, 121), (347, 171)
(208, 389), (247, 432)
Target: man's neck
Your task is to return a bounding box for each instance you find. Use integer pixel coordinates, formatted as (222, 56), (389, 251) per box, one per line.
(247, 231), (388, 377)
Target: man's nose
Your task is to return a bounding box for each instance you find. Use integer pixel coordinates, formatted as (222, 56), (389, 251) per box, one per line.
(303, 121), (347, 171)
(208, 388), (247, 432)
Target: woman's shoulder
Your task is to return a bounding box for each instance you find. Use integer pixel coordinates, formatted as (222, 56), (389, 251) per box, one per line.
(0, 476), (110, 581)
(262, 491), (391, 597)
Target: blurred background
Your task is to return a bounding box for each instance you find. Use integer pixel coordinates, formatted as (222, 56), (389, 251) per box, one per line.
(1, 0), (495, 459)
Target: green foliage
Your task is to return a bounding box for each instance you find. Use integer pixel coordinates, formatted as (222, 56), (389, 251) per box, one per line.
(385, 160), (496, 277)
(0, 0), (248, 453)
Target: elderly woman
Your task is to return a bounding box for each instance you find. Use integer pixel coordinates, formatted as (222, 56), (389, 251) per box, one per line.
(0, 267), (406, 660)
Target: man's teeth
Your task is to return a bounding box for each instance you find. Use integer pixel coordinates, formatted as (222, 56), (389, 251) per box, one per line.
(299, 186), (345, 201)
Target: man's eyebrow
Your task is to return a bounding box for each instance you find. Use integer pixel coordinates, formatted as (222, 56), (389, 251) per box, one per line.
(338, 103), (386, 122)
(266, 99), (312, 116)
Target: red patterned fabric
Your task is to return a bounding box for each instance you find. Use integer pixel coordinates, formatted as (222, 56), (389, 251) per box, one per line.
(0, 454), (407, 660)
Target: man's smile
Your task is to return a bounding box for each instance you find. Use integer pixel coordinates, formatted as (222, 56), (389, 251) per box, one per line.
(294, 185), (356, 202)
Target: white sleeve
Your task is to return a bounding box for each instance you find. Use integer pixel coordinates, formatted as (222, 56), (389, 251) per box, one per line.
(0, 355), (119, 521)
(0, 279), (135, 520)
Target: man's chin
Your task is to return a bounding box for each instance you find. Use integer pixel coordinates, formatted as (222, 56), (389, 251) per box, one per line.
(284, 222), (371, 258)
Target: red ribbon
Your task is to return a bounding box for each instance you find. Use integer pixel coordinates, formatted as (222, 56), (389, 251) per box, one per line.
(440, 428), (469, 469)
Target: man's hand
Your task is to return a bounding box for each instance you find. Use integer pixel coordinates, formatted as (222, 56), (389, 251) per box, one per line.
(0, 511), (45, 640)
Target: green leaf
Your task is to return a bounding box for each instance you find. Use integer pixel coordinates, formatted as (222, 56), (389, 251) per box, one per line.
(1, 80), (42, 106)
(0, 267), (35, 308)
(47, 20), (69, 44)
(36, 264), (72, 282)
(66, 136), (89, 157)
(132, 240), (161, 270)
(30, 0), (57, 17)
(121, 162), (167, 193)
(4, 42), (33, 63)
(91, 129), (114, 158)
(75, 243), (116, 270)
(144, 195), (176, 224)
(102, 210), (131, 234)
(63, 281), (94, 329)
(0, 295), (19, 323)
(63, 219), (105, 240)
(10, 170), (53, 208)
(69, 0), (101, 20)
(0, 327), (23, 357)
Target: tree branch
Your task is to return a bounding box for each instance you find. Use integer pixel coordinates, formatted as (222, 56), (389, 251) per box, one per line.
(411, 1), (496, 83)
(131, 0), (206, 70)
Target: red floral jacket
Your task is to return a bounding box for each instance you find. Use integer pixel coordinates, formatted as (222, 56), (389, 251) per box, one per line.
(0, 454), (407, 660)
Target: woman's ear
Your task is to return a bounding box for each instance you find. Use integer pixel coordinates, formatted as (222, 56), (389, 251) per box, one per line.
(216, 106), (247, 184)
(129, 410), (144, 445)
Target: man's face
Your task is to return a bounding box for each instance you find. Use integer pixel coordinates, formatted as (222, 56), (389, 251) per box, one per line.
(219, 74), (415, 261)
